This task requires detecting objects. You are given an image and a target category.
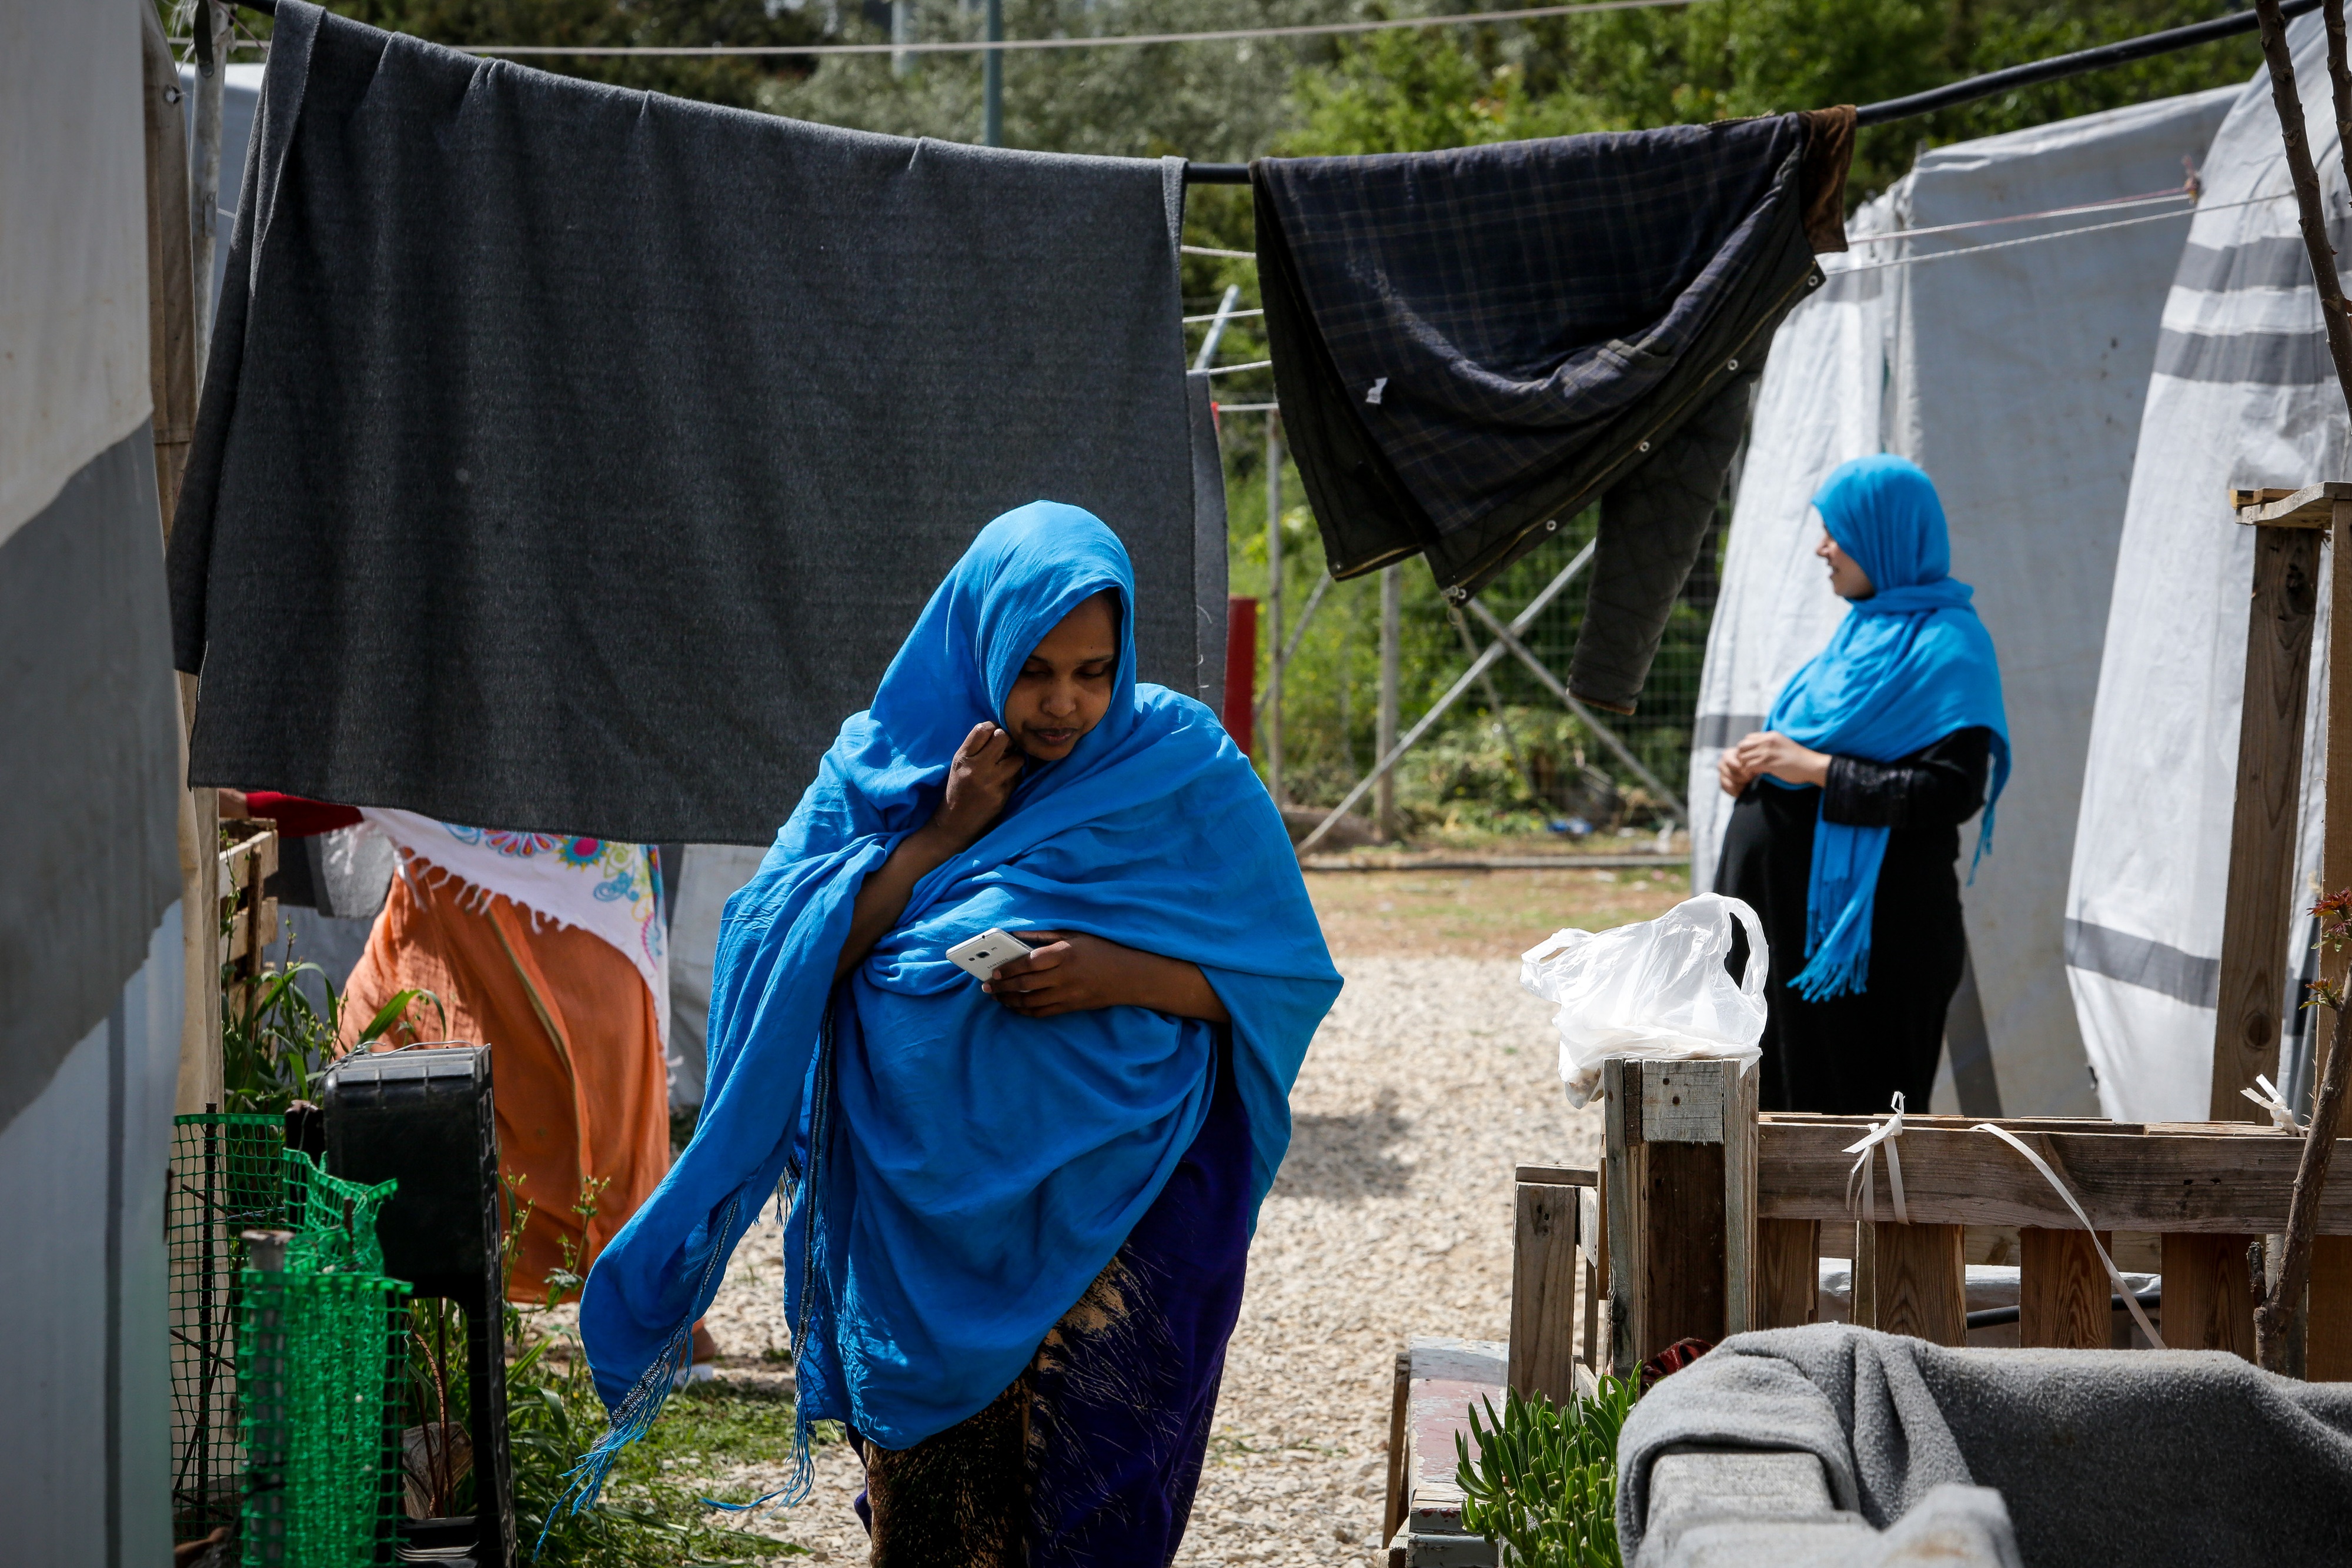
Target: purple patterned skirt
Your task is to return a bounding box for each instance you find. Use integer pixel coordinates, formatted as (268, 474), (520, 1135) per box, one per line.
(850, 1037), (1254, 1567)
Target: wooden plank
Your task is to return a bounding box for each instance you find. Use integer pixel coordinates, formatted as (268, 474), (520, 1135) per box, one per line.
(2231, 486), (2306, 510)
(2234, 482), (2352, 526)
(2212, 524), (2323, 1118)
(2018, 1226), (2113, 1349)
(2320, 509), (2352, 1195)
(1757, 1121), (2352, 1232)
(1585, 1168), (1605, 1374)
(1382, 1349), (1409, 1556)
(141, 1), (199, 519)
(1862, 1222), (1966, 1345)
(1641, 1061), (1729, 1143)
(1762, 1113), (2144, 1133)
(1516, 1164), (1597, 1188)
(1508, 1182), (1582, 1405)
(2160, 1233), (2256, 1359)
(1723, 1061), (1759, 1335)
(1758, 1219), (1820, 1329)
(2310, 1235), (2352, 1381)
(1603, 1058), (1638, 1375)
(1640, 1139), (1728, 1353)
(143, 1), (223, 1116)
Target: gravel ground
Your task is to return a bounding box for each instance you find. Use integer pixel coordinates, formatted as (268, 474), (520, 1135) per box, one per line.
(693, 949), (1609, 1564)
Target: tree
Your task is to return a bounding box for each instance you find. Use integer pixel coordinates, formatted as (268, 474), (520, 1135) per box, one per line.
(318, 0), (828, 109)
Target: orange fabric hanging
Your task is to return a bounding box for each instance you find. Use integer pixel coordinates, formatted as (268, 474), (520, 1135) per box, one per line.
(339, 857), (670, 1300)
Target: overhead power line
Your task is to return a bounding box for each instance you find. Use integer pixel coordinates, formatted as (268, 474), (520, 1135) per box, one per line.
(209, 0), (1698, 58)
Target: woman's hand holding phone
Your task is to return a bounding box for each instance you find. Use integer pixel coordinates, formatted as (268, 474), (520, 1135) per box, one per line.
(984, 931), (1229, 1025)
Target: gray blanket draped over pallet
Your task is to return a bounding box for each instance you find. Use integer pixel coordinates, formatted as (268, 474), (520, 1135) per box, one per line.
(169, 0), (1219, 846)
(1252, 110), (1852, 712)
(1618, 1324), (2352, 1568)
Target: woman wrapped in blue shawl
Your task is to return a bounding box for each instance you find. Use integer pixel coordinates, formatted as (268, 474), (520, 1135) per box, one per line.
(575, 501), (1342, 1565)
(1714, 456), (2009, 1114)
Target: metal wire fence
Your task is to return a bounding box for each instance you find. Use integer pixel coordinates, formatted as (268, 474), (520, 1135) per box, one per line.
(171, 1114), (287, 1545)
(1233, 446), (1724, 831)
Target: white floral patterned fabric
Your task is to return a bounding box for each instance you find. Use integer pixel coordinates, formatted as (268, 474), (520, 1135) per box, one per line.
(361, 808), (668, 1044)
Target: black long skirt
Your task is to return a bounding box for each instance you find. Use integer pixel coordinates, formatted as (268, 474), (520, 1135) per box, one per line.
(1716, 783), (1966, 1114)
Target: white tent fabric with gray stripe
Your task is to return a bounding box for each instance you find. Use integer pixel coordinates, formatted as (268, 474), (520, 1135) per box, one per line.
(2067, 11), (2344, 1122)
(1693, 84), (2237, 1116)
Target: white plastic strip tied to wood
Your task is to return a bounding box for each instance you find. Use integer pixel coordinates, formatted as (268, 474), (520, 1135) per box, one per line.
(1522, 892), (1766, 1108)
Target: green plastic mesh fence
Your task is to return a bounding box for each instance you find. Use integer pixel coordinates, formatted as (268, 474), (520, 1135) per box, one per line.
(171, 1113), (287, 1544)
(282, 1149), (395, 1276)
(238, 1270), (410, 1567)
(239, 1151), (409, 1568)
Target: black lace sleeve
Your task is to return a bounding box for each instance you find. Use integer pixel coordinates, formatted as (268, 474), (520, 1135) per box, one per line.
(1822, 727), (1993, 830)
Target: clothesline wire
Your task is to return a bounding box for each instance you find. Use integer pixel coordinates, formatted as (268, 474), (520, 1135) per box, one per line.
(1183, 190), (2296, 279)
(1836, 190), (2289, 275)
(1844, 185), (2194, 245)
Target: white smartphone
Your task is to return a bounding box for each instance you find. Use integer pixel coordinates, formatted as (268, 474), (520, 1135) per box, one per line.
(946, 928), (1034, 981)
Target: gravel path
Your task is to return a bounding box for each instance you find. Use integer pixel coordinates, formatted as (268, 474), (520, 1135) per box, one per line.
(694, 952), (1602, 1564)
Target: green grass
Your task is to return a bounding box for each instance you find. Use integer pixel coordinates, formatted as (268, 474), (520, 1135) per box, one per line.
(609, 1381), (803, 1506)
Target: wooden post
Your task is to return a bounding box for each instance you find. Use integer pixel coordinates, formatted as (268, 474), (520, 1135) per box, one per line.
(143, 1), (223, 1116)
(1725, 1061), (1759, 1335)
(2223, 485), (2352, 1369)
(1508, 1167), (1591, 1406)
(1581, 1176), (1603, 1373)
(2306, 497), (2352, 1374)
(2211, 504), (2323, 1119)
(189, 0), (228, 367)
(2159, 1233), (2256, 1360)
(1857, 1221), (1967, 1345)
(1602, 1059), (1755, 1370)
(2019, 1226), (2114, 1348)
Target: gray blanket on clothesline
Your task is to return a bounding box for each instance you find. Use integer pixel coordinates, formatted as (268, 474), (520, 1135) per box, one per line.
(169, 0), (1218, 845)
(1618, 1323), (2352, 1568)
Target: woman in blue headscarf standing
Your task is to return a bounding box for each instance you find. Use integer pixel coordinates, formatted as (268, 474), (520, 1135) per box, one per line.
(572, 502), (1342, 1567)
(1714, 456), (2009, 1114)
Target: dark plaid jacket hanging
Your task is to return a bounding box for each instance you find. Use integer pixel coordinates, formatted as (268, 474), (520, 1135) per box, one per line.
(1253, 110), (1853, 712)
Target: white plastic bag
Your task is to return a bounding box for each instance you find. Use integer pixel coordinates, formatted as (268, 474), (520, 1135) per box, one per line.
(1520, 892), (1768, 1108)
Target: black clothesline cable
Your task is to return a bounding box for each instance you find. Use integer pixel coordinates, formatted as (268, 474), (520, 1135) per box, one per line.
(216, 0), (2324, 184)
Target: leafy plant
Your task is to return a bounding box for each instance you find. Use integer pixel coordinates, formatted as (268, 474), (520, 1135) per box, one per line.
(218, 911), (442, 1114)
(493, 1176), (805, 1564)
(1456, 1378), (1640, 1568)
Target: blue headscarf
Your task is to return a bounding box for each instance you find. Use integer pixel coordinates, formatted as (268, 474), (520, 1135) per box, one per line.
(569, 502), (1341, 1509)
(1763, 456), (2010, 1001)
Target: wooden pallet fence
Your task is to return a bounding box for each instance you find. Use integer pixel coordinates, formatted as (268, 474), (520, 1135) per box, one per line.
(1753, 1113), (2352, 1359)
(1507, 1092), (2352, 1375)
(1507, 1164), (1598, 1405)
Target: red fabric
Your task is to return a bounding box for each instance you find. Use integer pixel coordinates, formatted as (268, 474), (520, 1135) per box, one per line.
(242, 791), (363, 838)
(1639, 1336), (1715, 1393)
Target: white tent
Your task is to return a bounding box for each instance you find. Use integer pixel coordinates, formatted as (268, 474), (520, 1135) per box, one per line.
(2067, 11), (2348, 1122)
(1, 0), (190, 1560)
(1693, 84), (2237, 1116)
